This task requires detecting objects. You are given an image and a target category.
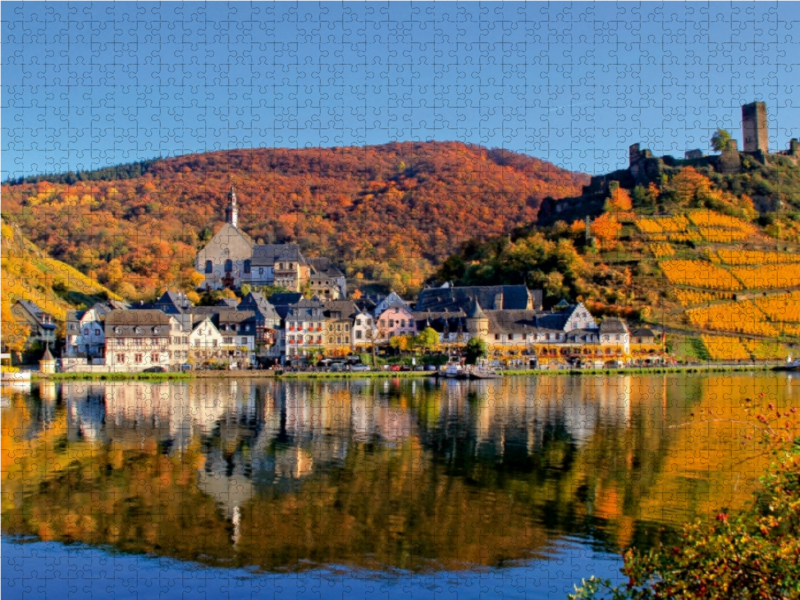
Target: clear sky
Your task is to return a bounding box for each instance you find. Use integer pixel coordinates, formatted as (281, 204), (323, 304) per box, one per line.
(2, 1), (798, 178)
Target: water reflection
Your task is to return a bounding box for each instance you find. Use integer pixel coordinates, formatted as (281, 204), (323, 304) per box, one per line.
(2, 373), (795, 573)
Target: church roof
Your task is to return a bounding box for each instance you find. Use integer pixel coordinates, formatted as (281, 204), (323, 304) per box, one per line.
(251, 244), (306, 266)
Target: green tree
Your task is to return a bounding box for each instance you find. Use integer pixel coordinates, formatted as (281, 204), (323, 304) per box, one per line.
(465, 337), (488, 365)
(711, 128), (731, 152)
(415, 327), (440, 353)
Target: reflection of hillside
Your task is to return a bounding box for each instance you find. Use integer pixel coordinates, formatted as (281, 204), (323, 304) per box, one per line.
(2, 374), (794, 573)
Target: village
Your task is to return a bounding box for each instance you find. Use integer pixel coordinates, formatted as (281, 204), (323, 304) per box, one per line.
(7, 184), (667, 376)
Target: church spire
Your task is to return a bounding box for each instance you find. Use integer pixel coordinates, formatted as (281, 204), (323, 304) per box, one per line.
(225, 184), (238, 227)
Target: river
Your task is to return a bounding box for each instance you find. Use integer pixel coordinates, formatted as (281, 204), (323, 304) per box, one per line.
(2, 372), (796, 599)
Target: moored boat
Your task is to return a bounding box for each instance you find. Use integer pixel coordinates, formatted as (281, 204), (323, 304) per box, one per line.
(444, 364), (464, 379)
(468, 368), (501, 380)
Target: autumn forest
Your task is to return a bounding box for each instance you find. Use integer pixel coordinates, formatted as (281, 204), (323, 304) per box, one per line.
(1, 142), (587, 300)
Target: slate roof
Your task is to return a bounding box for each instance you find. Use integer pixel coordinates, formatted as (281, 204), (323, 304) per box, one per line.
(251, 244), (306, 267)
(415, 285), (540, 312)
(105, 310), (172, 336)
(322, 300), (358, 320)
(411, 311), (466, 333)
(154, 290), (193, 313)
(239, 292), (281, 320)
(269, 292), (304, 306)
(632, 328), (656, 338)
(16, 300), (57, 329)
(216, 298), (240, 307)
(466, 299), (487, 319)
(599, 317), (630, 335)
(307, 257), (345, 278)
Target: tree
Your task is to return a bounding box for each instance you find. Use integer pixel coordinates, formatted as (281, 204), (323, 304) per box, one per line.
(571, 396), (800, 600)
(591, 214), (622, 250)
(465, 337), (487, 365)
(711, 128), (731, 152)
(606, 187), (632, 212)
(389, 334), (410, 354)
(415, 327), (440, 353)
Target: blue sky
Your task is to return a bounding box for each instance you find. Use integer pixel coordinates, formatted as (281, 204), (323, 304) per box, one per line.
(3, 1), (798, 178)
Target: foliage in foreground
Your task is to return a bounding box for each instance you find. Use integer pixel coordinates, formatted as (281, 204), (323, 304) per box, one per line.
(571, 396), (800, 600)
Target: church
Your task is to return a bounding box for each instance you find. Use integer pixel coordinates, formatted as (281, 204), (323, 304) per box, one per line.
(195, 186), (347, 298)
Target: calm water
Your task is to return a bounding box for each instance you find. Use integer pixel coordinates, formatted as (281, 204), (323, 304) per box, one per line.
(2, 373), (796, 599)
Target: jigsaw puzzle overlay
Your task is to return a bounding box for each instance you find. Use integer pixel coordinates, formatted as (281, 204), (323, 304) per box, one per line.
(2, 2), (800, 599)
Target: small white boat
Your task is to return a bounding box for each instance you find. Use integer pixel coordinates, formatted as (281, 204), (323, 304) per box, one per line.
(444, 364), (463, 378)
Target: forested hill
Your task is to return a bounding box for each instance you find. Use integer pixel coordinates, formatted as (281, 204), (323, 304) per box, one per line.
(0, 142), (588, 299)
(435, 152), (800, 360)
(1, 218), (121, 353)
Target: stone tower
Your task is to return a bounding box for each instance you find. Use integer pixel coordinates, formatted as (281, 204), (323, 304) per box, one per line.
(465, 299), (489, 341)
(742, 102), (768, 153)
(225, 184), (239, 228)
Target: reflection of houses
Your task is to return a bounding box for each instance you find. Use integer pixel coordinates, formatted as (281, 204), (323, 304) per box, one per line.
(62, 381), (107, 442)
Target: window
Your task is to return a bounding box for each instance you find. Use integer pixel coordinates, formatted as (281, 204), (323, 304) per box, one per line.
(116, 353), (125, 363)
(616, 334), (621, 341)
(258, 267), (264, 275)
(225, 259), (233, 272)
(83, 328), (89, 335)
(205, 260), (213, 274)
(345, 325), (349, 332)
(135, 354), (143, 364)
(356, 318), (361, 326)
(224, 337), (234, 344)
(389, 319), (394, 327)
(241, 337), (247, 345)
(356, 330), (363, 340)
(495, 334), (500, 340)
(244, 259), (251, 274)
(151, 353), (160, 363)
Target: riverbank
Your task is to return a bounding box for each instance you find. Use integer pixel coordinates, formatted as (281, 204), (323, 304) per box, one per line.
(28, 362), (787, 382)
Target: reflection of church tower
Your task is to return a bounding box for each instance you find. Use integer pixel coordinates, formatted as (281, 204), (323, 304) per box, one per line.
(225, 184), (239, 227)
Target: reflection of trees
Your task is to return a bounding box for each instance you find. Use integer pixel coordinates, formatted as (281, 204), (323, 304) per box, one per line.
(2, 374), (793, 572)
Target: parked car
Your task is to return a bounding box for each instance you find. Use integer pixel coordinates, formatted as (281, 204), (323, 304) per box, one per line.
(389, 365), (402, 372)
(425, 365), (437, 371)
(351, 364), (370, 372)
(143, 366), (167, 373)
(413, 365), (425, 371)
(180, 363), (192, 372)
(400, 365), (412, 371)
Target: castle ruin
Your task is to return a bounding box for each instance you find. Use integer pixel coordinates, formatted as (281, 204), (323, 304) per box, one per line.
(742, 101), (768, 153)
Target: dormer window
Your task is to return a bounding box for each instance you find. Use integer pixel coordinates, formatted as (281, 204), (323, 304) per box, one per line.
(135, 327), (142, 334)
(115, 327), (121, 334)
(153, 327), (159, 334)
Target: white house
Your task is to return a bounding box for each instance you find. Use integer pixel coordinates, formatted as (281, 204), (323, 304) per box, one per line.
(104, 310), (174, 372)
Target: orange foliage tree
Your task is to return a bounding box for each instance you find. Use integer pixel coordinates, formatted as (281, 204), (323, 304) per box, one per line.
(591, 214), (622, 249)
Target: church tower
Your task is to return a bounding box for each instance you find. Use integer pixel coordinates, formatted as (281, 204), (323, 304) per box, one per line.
(225, 184), (239, 228)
